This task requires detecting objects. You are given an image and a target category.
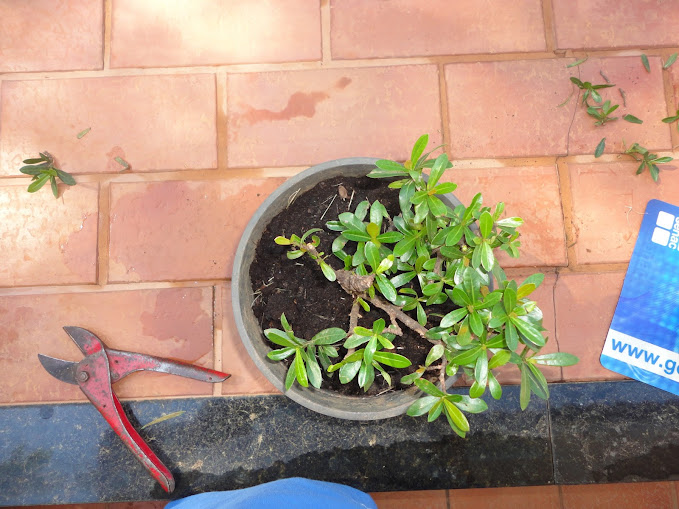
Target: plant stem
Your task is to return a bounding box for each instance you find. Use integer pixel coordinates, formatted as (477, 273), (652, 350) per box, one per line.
(369, 296), (429, 338)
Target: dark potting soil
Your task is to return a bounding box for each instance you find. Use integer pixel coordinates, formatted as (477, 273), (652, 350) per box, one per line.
(249, 175), (456, 396)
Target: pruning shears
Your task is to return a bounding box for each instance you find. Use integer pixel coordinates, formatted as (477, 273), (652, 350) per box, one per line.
(38, 326), (230, 493)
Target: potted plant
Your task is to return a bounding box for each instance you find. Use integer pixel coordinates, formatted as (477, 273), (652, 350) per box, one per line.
(232, 135), (578, 436)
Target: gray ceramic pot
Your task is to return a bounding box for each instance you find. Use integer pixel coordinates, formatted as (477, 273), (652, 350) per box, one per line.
(232, 157), (463, 420)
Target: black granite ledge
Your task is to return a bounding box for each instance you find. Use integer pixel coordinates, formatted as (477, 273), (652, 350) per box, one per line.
(0, 380), (677, 506)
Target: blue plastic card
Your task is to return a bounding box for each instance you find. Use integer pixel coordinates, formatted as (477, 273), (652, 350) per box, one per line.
(600, 199), (679, 396)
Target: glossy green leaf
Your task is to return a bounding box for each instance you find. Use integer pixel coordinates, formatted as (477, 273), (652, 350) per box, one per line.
(50, 176), (58, 198)
(511, 317), (546, 347)
(294, 350), (308, 387)
(450, 345), (483, 366)
(479, 242), (494, 272)
(414, 378), (447, 397)
(443, 399), (470, 432)
(479, 211), (493, 238)
(114, 156), (130, 170)
(27, 173), (49, 192)
(488, 371), (502, 399)
(595, 137), (606, 158)
(373, 351), (412, 368)
(306, 354), (323, 389)
(267, 347), (296, 361)
(527, 363), (549, 400)
(428, 153), (449, 189)
(320, 262), (336, 282)
(377, 231), (403, 243)
(274, 236), (292, 245)
(428, 399), (444, 422)
(468, 311), (484, 337)
(312, 328), (346, 345)
(375, 274), (397, 302)
(427, 195), (447, 217)
(264, 329), (296, 347)
(505, 321), (519, 352)
(434, 182), (457, 195)
(339, 360), (361, 384)
(641, 53), (651, 72)
(488, 349), (511, 369)
(410, 134), (429, 167)
(520, 364), (531, 410)
(364, 242), (380, 272)
(343, 230), (372, 242)
(358, 361), (375, 390)
(284, 363), (297, 390)
(531, 352), (579, 366)
(369, 159), (407, 178)
(406, 395), (439, 417)
(440, 307), (468, 328)
(566, 57), (588, 68)
(425, 344), (445, 367)
(474, 353), (488, 386)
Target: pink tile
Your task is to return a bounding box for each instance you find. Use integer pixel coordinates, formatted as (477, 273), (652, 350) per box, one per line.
(0, 183), (98, 287)
(669, 63), (679, 115)
(0, 75), (217, 176)
(0, 0), (103, 72)
(447, 165), (567, 267)
(553, 0), (679, 49)
(227, 66), (442, 167)
(109, 178), (284, 282)
(445, 60), (577, 158)
(450, 485), (560, 509)
(0, 287), (215, 404)
(111, 0), (320, 67)
(554, 272), (626, 381)
(561, 482), (675, 509)
(330, 0), (545, 59)
(568, 57), (671, 155)
(221, 284), (280, 396)
(568, 162), (679, 265)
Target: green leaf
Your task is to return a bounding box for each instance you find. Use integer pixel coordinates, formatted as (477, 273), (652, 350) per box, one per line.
(274, 236), (292, 245)
(516, 283), (536, 300)
(27, 173), (50, 192)
(488, 372), (502, 400)
(369, 159), (408, 178)
(375, 274), (397, 302)
(425, 344), (445, 367)
(294, 350), (308, 387)
(503, 283), (517, 313)
(391, 271), (416, 288)
(566, 57), (588, 68)
(373, 351), (412, 368)
(428, 153), (449, 189)
(520, 364), (531, 410)
(479, 242), (494, 272)
(526, 363), (549, 400)
(22, 157), (47, 164)
(285, 362), (297, 390)
(469, 380), (485, 399)
(377, 231), (403, 244)
(443, 399), (469, 432)
(264, 329), (296, 347)
(531, 352), (579, 366)
(662, 115), (679, 123)
(320, 262), (336, 282)
(428, 399), (444, 422)
(364, 336), (378, 365)
(267, 347), (296, 361)
(440, 307), (468, 328)
(434, 182), (457, 195)
(453, 395), (487, 414)
(407, 395), (439, 417)
(570, 77), (584, 87)
(19, 165), (47, 176)
(339, 360), (361, 384)
(450, 345), (483, 366)
(488, 349), (511, 369)
(410, 134), (429, 167)
(375, 255), (394, 274)
(358, 361), (375, 390)
(594, 137), (606, 158)
(50, 176), (58, 198)
(654, 157), (673, 163)
(468, 311), (484, 337)
(505, 321), (519, 352)
(664, 53), (678, 69)
(623, 114), (643, 124)
(474, 353), (488, 386)
(641, 54), (651, 72)
(312, 328), (346, 345)
(511, 317), (546, 347)
(479, 211), (493, 238)
(306, 353), (323, 389)
(427, 195), (447, 217)
(114, 156), (130, 170)
(77, 127), (91, 139)
(343, 230), (372, 242)
(414, 378), (447, 397)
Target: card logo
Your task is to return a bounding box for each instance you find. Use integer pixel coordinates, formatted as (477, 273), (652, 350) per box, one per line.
(651, 210), (679, 250)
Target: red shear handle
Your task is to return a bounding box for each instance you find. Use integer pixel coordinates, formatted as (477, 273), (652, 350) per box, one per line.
(76, 348), (175, 493)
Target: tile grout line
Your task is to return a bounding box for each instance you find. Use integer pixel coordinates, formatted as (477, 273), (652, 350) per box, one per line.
(320, 0), (332, 63)
(541, 0), (557, 53)
(103, 0), (112, 70)
(216, 72), (228, 169)
(546, 397), (558, 489)
(670, 481), (679, 509)
(0, 280), (227, 297)
(661, 64), (679, 150)
(445, 488), (451, 509)
(558, 484), (565, 509)
(5, 48), (679, 81)
(96, 181), (111, 285)
(212, 285), (224, 397)
(552, 271), (564, 382)
(555, 158), (579, 268)
(438, 63), (451, 153)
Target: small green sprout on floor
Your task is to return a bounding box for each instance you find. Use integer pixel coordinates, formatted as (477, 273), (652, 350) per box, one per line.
(266, 135), (580, 437)
(624, 142), (673, 183)
(19, 152), (76, 198)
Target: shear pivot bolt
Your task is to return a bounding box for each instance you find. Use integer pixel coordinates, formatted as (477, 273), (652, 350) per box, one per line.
(78, 371), (89, 382)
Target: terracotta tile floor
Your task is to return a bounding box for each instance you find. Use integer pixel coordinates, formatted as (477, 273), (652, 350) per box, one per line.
(2, 0), (678, 507)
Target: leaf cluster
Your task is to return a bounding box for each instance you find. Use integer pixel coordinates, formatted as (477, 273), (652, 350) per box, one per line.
(268, 135), (579, 435)
(19, 152), (76, 198)
(624, 142), (673, 182)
